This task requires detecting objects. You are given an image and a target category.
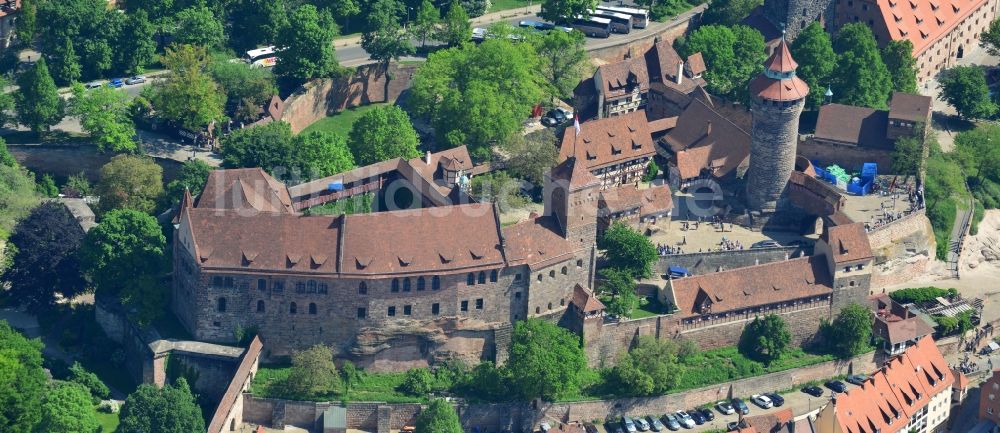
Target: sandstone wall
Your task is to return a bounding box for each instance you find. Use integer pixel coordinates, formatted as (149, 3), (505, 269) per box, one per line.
(797, 138), (894, 172)
(656, 246), (811, 276)
(866, 211), (935, 288)
(587, 5), (705, 64)
(280, 64), (419, 133)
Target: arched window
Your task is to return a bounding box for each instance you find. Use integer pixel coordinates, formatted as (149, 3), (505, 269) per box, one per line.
(577, 259), (583, 268)
(290, 302), (298, 314)
(256, 300), (265, 313)
(549, 270), (556, 278)
(537, 274), (543, 282)
(490, 270), (498, 282)
(217, 297), (227, 312)
(560, 299), (565, 306)
(535, 307), (541, 314)
(359, 282), (367, 294)
(402, 278), (411, 292)
(309, 303), (317, 315)
(432, 276), (441, 290)
(478, 271), (486, 284)
(391, 278), (400, 292)
(417, 276), (426, 291)
(561, 266), (568, 275)
(548, 302), (553, 310)
(295, 282), (305, 293)
(467, 273), (475, 285)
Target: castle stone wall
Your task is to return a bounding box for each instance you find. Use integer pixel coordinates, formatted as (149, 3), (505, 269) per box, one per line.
(747, 97), (806, 212)
(866, 211), (935, 288)
(796, 138), (895, 172)
(656, 246), (810, 276)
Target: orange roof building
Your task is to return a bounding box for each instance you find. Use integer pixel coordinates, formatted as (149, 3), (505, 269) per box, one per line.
(559, 110), (656, 189)
(814, 336), (955, 433)
(980, 369), (1000, 427)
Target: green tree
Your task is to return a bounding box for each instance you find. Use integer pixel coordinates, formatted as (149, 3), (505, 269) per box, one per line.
(676, 25), (766, 102)
(610, 336), (684, 395)
(275, 4), (341, 84)
(411, 0), (439, 47)
(2, 202), (87, 312)
(229, 0), (289, 52)
(348, 105), (421, 165)
(122, 0), (174, 22)
(362, 0), (414, 68)
(116, 379), (205, 433)
(220, 121), (296, 171)
(831, 23), (892, 109)
(15, 58), (65, 134)
(164, 160), (212, 206)
(822, 303), (873, 358)
(892, 133), (925, 176)
(49, 36), (83, 86)
(600, 267), (640, 319)
(0, 164), (40, 238)
(953, 124), (1000, 181)
(0, 76), (14, 130)
(415, 399), (462, 433)
(507, 319), (587, 401)
(286, 345), (341, 398)
(536, 29), (589, 102)
(0, 320), (47, 433)
(79, 209), (167, 325)
(643, 160), (660, 182)
(94, 155), (164, 214)
(172, 6), (226, 48)
(461, 0), (491, 17)
(924, 155), (965, 208)
(599, 221), (658, 278)
(208, 59), (278, 123)
(69, 362), (110, 403)
(37, 0), (115, 81)
(437, 2), (471, 47)
(151, 44), (225, 131)
(0, 138), (15, 167)
(791, 22), (836, 109)
(63, 172), (93, 198)
(70, 84), (138, 153)
(738, 314), (791, 365)
(700, 0), (761, 26)
(15, 0), (36, 44)
(938, 66), (997, 119)
(37, 173), (59, 197)
(881, 40), (918, 94)
(114, 10), (157, 75)
(37, 381), (101, 433)
(471, 171), (527, 211)
(502, 129), (559, 185)
(980, 18), (1000, 56)
(540, 0), (597, 24)
(400, 368), (435, 396)
(296, 131), (357, 178)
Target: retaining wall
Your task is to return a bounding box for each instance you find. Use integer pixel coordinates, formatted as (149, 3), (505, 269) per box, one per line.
(866, 210), (936, 288)
(587, 5), (705, 63)
(797, 138), (895, 172)
(655, 246), (810, 276)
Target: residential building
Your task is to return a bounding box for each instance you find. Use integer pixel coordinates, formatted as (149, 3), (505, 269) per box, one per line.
(814, 336), (955, 433)
(596, 184), (673, 235)
(870, 294), (936, 355)
(559, 110), (656, 189)
(660, 98), (751, 188)
(982, 369), (1000, 427)
(813, 92), (932, 149)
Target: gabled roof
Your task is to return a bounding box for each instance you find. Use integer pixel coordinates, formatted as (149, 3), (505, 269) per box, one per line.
(663, 99), (750, 180)
(597, 56), (650, 99)
(687, 53), (706, 76)
(814, 104), (890, 148)
(598, 184), (644, 214)
(572, 284), (606, 313)
(875, 0), (991, 56)
(196, 168), (295, 214)
(502, 216), (577, 269)
(822, 223), (874, 263)
(888, 92), (932, 123)
(549, 157), (602, 192)
(640, 184), (673, 217)
(559, 110), (656, 171)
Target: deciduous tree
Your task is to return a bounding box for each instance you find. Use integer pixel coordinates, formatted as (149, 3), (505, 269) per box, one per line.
(411, 0), (439, 47)
(415, 399), (462, 433)
(2, 202), (87, 312)
(676, 25), (766, 102)
(173, 6), (226, 48)
(95, 155), (164, 214)
(822, 303), (873, 358)
(151, 44), (225, 131)
(348, 105), (421, 165)
(208, 59), (278, 123)
(980, 18), (1000, 56)
(507, 319), (587, 401)
(116, 379), (205, 433)
(600, 267), (640, 319)
(114, 10), (157, 75)
(892, 133), (925, 176)
(437, 2), (471, 47)
(831, 23), (892, 109)
(881, 40), (918, 94)
(0, 76), (15, 130)
(229, 0), (289, 52)
(69, 362), (110, 403)
(536, 29), (589, 102)
(37, 382), (101, 433)
(296, 131), (357, 178)
(164, 160), (212, 206)
(953, 124), (1000, 182)
(540, 0), (597, 24)
(790, 22), (836, 109)
(0, 164), (40, 238)
(938, 65), (997, 119)
(15, 58), (65, 134)
(49, 36), (82, 86)
(502, 129), (559, 185)
(610, 336), (685, 395)
(286, 345), (341, 398)
(362, 0), (415, 68)
(15, 0), (36, 44)
(0, 320), (46, 433)
(598, 221), (658, 278)
(70, 84), (138, 153)
(275, 4), (341, 84)
(700, 0), (761, 26)
(738, 314), (791, 365)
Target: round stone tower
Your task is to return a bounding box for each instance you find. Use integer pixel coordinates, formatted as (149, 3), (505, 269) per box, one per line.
(746, 37), (810, 213)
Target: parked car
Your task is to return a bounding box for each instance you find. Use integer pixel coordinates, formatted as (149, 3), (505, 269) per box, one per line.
(635, 416), (650, 431)
(85, 81), (103, 89)
(802, 386), (824, 397)
(541, 107), (573, 127)
(541, 422), (552, 433)
(846, 374), (870, 386)
(606, 423), (624, 433)
(825, 380), (848, 393)
(519, 19), (556, 30)
(584, 422), (599, 433)
(751, 394), (773, 409)
(647, 416), (665, 432)
(731, 398), (750, 415)
(622, 416), (637, 433)
(765, 393), (785, 407)
(688, 410), (705, 425)
(661, 414), (681, 431)
(107, 78), (124, 88)
(751, 240), (781, 249)
(697, 408), (715, 422)
(715, 400), (735, 415)
(675, 411), (695, 429)
(125, 75), (146, 85)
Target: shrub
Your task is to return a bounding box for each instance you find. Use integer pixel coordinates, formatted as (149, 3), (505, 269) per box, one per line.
(889, 287), (958, 304)
(971, 200), (986, 235)
(69, 361), (110, 403)
(399, 368), (434, 396)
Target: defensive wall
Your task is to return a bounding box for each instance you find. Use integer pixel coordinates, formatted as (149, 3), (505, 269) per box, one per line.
(796, 138), (895, 172)
(586, 4), (704, 64)
(8, 143), (183, 182)
(865, 210), (935, 288)
(655, 246), (811, 276)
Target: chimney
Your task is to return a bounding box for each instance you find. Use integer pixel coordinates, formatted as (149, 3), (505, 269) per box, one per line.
(425, 151), (431, 165)
(676, 61), (684, 85)
(703, 121), (712, 138)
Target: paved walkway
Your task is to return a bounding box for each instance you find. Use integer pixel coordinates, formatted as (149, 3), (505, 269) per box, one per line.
(948, 192), (974, 278)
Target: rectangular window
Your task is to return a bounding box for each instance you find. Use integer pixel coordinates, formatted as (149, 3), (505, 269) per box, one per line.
(432, 303), (440, 315)
(515, 292), (522, 300)
(318, 283), (328, 294)
(257, 279), (267, 291)
(476, 298), (484, 310)
(461, 300), (469, 312)
(272, 281), (284, 292)
(357, 308), (367, 319)
(388, 306), (396, 317)
(224, 277), (234, 288)
(403, 305), (412, 316)
(213, 276), (223, 287)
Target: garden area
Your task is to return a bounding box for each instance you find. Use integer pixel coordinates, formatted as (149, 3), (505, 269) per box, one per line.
(301, 103), (389, 137)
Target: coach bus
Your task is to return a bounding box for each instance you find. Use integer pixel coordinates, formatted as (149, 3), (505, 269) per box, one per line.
(595, 5), (649, 28)
(245, 46), (278, 68)
(570, 16), (612, 38)
(590, 9), (633, 33)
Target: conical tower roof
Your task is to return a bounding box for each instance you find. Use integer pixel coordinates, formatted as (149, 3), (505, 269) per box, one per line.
(764, 39), (798, 74)
(748, 37), (809, 102)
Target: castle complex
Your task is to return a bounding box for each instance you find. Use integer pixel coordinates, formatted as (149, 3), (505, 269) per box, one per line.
(172, 40), (882, 370)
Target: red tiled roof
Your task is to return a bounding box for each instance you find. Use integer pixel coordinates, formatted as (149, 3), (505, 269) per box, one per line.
(822, 223), (874, 263)
(663, 99), (750, 180)
(559, 110), (656, 171)
(876, 314), (935, 344)
(876, 0), (990, 56)
(670, 256), (833, 319)
(888, 92), (932, 123)
(814, 103), (890, 147)
(596, 57), (650, 99)
(764, 40), (798, 73)
(196, 168), (295, 214)
(687, 53), (706, 76)
(572, 284), (606, 313)
(749, 73), (810, 102)
(502, 216), (577, 269)
(640, 184), (673, 217)
(550, 157), (602, 192)
(599, 184), (644, 213)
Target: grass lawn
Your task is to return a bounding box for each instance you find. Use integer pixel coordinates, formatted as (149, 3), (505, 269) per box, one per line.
(95, 407), (120, 433)
(488, 0), (534, 12)
(251, 364), (423, 403)
(300, 103), (388, 137)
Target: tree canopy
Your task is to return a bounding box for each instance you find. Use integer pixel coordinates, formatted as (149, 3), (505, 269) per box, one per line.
(700, 0), (761, 26)
(347, 105), (421, 165)
(610, 336), (685, 395)
(507, 319), (587, 401)
(37, 382), (101, 433)
(540, 0), (597, 23)
(938, 66), (997, 119)
(599, 267), (640, 319)
(151, 44), (225, 131)
(229, 0), (289, 52)
(221, 121), (356, 180)
(275, 4), (341, 84)
(599, 221), (658, 278)
(953, 123), (1000, 182)
(286, 345), (341, 398)
(172, 6), (226, 48)
(0, 320), (47, 433)
(822, 303), (873, 358)
(2, 202), (87, 312)
(208, 58), (278, 124)
(790, 22), (836, 109)
(361, 0), (414, 67)
(116, 379), (205, 433)
(70, 84), (138, 153)
(0, 164), (40, 239)
(415, 399), (462, 433)
(535, 29), (590, 103)
(881, 40), (918, 94)
(831, 23), (892, 109)
(95, 155), (164, 214)
(437, 2), (471, 47)
(980, 18), (1000, 56)
(15, 58), (65, 134)
(738, 314), (791, 365)
(676, 24), (766, 103)
(411, 0), (440, 48)
(164, 160), (212, 206)
(502, 129), (559, 186)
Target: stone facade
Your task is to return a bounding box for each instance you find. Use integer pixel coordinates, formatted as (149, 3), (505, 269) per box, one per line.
(656, 246), (811, 275)
(764, 0), (836, 39)
(747, 97), (806, 213)
(866, 211), (935, 288)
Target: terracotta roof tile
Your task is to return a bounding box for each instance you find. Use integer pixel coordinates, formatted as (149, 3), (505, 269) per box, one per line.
(559, 110), (655, 171)
(888, 92), (932, 123)
(822, 223), (873, 263)
(196, 168), (295, 214)
(641, 184), (673, 217)
(670, 256), (833, 319)
(877, 0), (990, 56)
(687, 53), (706, 76)
(597, 57), (650, 99)
(764, 40), (798, 73)
(572, 284), (606, 313)
(599, 184), (644, 213)
(749, 73), (810, 102)
(502, 216), (576, 269)
(663, 99), (750, 180)
(550, 157), (602, 191)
